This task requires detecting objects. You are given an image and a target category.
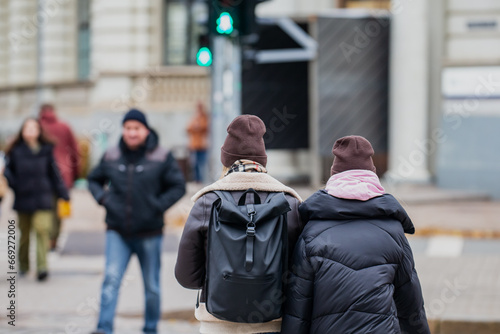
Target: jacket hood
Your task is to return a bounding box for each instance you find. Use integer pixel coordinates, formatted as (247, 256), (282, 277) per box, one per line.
(39, 111), (58, 123)
(325, 169), (385, 201)
(119, 128), (159, 152)
(144, 128), (159, 151)
(300, 190), (415, 234)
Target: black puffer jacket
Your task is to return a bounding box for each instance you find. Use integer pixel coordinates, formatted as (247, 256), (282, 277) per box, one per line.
(87, 130), (186, 236)
(4, 142), (69, 212)
(282, 190), (430, 334)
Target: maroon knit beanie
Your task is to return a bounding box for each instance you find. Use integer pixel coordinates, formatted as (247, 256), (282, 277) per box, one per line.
(221, 115), (268, 167)
(330, 135), (376, 175)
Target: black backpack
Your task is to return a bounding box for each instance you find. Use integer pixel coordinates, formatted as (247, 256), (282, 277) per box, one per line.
(205, 188), (291, 323)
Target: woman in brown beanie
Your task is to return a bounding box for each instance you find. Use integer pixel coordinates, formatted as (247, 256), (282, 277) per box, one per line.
(282, 135), (430, 334)
(175, 115), (304, 334)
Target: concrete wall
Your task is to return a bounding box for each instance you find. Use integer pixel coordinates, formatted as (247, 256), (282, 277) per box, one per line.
(6, 0), (38, 86)
(438, 67), (500, 198)
(435, 1), (500, 198)
(91, 0), (163, 73)
(39, 0), (77, 83)
(444, 0), (500, 65)
(0, 0), (8, 87)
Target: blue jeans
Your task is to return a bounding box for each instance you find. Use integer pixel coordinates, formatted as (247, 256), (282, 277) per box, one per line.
(96, 230), (162, 334)
(192, 150), (207, 183)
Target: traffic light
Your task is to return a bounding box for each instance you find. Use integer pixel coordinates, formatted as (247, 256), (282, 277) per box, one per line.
(196, 47), (213, 66)
(196, 0), (271, 66)
(216, 12), (234, 34)
(209, 0), (270, 37)
(195, 8), (212, 67)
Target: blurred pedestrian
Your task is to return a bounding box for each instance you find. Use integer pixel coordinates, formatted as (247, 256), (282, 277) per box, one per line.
(186, 102), (209, 183)
(39, 103), (80, 251)
(281, 135), (430, 334)
(175, 115), (304, 334)
(87, 108), (186, 334)
(0, 166), (7, 215)
(3, 118), (69, 281)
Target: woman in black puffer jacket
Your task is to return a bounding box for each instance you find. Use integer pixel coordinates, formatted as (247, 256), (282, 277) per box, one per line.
(282, 136), (430, 334)
(4, 118), (69, 281)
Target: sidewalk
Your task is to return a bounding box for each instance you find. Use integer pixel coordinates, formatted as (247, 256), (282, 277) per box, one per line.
(0, 183), (499, 334)
(0, 188), (200, 334)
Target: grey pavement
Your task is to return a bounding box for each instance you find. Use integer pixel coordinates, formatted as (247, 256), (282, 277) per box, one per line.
(0, 183), (499, 333)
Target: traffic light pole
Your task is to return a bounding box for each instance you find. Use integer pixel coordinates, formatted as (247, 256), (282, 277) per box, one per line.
(208, 35), (242, 181)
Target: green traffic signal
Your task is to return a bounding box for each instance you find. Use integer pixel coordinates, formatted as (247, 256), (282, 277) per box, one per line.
(196, 47), (212, 66)
(216, 12), (233, 34)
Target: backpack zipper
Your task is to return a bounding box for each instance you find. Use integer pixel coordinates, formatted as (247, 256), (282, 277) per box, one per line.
(222, 272), (274, 284)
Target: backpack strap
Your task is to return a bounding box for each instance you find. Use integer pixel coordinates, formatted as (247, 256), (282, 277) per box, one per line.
(213, 190), (233, 203)
(245, 203), (256, 272)
(264, 191), (280, 203)
(213, 190), (287, 273)
(238, 188), (261, 205)
(214, 189), (262, 206)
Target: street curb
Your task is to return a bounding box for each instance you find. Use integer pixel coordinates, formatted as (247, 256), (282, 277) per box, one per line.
(122, 311), (500, 333)
(429, 319), (500, 334)
(161, 310), (196, 322)
(118, 310), (196, 322)
(413, 228), (500, 239)
(393, 194), (491, 206)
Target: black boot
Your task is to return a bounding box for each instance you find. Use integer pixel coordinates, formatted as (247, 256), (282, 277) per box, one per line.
(37, 271), (48, 281)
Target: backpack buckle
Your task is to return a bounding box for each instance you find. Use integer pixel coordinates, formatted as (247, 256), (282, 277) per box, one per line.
(246, 204), (256, 216)
(246, 222), (256, 236)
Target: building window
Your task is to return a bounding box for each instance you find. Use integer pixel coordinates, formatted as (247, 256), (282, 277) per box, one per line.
(77, 0), (91, 79)
(163, 0), (207, 65)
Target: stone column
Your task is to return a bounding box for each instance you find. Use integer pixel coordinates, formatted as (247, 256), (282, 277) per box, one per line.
(386, 0), (431, 183)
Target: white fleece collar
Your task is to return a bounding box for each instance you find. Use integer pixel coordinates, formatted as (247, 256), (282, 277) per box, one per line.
(191, 172), (302, 202)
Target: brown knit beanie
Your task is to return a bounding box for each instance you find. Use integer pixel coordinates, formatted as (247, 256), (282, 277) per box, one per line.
(330, 135), (376, 175)
(221, 115), (268, 167)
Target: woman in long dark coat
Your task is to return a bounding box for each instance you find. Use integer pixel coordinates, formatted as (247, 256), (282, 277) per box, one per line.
(4, 118), (69, 281)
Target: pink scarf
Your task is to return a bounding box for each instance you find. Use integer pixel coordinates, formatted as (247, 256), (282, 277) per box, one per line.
(325, 169), (385, 201)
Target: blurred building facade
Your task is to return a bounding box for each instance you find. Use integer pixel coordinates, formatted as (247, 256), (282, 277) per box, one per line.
(0, 0), (499, 198)
(387, 0), (500, 198)
(0, 0), (210, 169)
(434, 0), (500, 198)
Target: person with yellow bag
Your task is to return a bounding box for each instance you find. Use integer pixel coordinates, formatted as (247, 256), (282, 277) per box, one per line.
(57, 198), (71, 220)
(39, 104), (80, 251)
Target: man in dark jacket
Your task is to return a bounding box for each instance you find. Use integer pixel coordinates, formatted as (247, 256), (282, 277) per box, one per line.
(87, 108), (186, 334)
(282, 136), (429, 334)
